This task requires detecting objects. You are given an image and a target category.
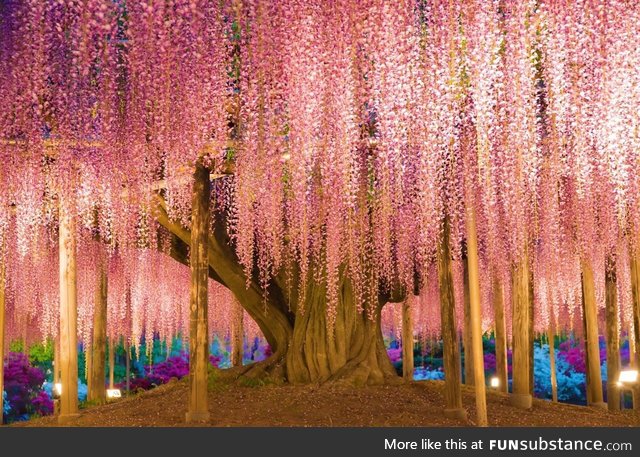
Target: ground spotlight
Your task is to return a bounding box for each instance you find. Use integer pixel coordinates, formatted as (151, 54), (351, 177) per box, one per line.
(107, 389), (122, 399)
(618, 370), (638, 384)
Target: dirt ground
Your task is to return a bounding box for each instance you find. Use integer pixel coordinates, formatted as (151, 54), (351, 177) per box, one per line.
(14, 373), (640, 427)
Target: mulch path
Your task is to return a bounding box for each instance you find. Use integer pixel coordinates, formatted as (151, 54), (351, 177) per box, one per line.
(14, 375), (640, 427)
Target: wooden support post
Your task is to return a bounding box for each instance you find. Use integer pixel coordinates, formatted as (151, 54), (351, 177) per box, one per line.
(547, 285), (558, 402)
(108, 337), (115, 390)
(125, 341), (130, 393)
(581, 258), (606, 408)
(462, 253), (474, 386)
(630, 333), (636, 369)
(511, 250), (532, 409)
(186, 162), (211, 423)
(630, 244), (640, 371)
(22, 320), (28, 354)
(458, 334), (464, 385)
(605, 255), (620, 411)
(437, 216), (466, 420)
(53, 338), (60, 415)
(548, 322), (558, 402)
(402, 298), (414, 381)
(629, 244), (640, 410)
(465, 203), (488, 426)
(58, 199), (80, 423)
(231, 298), (244, 368)
(0, 255), (6, 425)
(86, 343), (92, 395)
(89, 264), (107, 404)
(529, 270), (535, 397)
(492, 274), (508, 393)
(54, 338), (60, 385)
(581, 286), (592, 405)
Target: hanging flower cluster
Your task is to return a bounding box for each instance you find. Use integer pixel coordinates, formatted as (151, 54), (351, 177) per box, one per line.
(1, 230), (244, 350)
(1, 0), (639, 343)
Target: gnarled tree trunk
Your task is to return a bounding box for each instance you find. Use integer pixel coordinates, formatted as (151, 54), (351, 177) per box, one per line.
(155, 196), (399, 385)
(285, 271), (397, 385)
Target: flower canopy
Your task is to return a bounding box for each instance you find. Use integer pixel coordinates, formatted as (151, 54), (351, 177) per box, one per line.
(1, 0), (639, 344)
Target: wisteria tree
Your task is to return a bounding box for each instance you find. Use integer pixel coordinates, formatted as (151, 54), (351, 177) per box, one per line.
(1, 0), (640, 425)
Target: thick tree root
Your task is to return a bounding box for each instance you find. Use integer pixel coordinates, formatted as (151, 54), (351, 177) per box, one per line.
(221, 346), (401, 387)
(221, 352), (287, 386)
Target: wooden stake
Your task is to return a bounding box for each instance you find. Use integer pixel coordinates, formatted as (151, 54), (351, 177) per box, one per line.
(54, 339), (60, 385)
(548, 323), (558, 402)
(86, 343), (92, 396)
(437, 216), (466, 420)
(402, 297), (414, 381)
(546, 284), (558, 402)
(186, 162), (211, 423)
(605, 255), (620, 411)
(629, 332), (636, 371)
(529, 269), (535, 397)
(465, 202), (488, 426)
(492, 273), (508, 393)
(231, 297), (244, 367)
(53, 338), (60, 416)
(581, 284), (592, 405)
(125, 341), (130, 393)
(462, 254), (474, 386)
(0, 255), (6, 425)
(630, 244), (640, 371)
(89, 264), (108, 404)
(22, 319), (28, 354)
(58, 198), (80, 423)
(581, 258), (606, 408)
(628, 244), (640, 410)
(108, 337), (115, 390)
(511, 250), (532, 409)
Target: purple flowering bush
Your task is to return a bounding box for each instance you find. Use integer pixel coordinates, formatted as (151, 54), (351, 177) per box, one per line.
(210, 354), (223, 367)
(387, 348), (402, 364)
(147, 356), (190, 385)
(118, 353), (224, 392)
(483, 352), (496, 372)
(3, 352), (53, 423)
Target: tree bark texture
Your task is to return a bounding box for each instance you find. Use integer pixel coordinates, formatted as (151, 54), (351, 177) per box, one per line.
(465, 203), (488, 426)
(186, 163), (211, 423)
(88, 264), (108, 404)
(231, 297), (244, 368)
(511, 251), (532, 409)
(462, 253), (474, 386)
(402, 298), (414, 381)
(605, 256), (620, 411)
(437, 217), (466, 419)
(581, 258), (605, 408)
(59, 199), (80, 422)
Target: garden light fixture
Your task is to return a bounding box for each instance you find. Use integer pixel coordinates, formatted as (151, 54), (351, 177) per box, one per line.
(107, 389), (122, 399)
(618, 370), (638, 385)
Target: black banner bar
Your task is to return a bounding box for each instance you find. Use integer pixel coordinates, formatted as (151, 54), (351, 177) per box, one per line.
(1, 427), (638, 457)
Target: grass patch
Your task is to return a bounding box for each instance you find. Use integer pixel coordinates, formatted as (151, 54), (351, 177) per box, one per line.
(237, 376), (274, 388)
(207, 367), (230, 392)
